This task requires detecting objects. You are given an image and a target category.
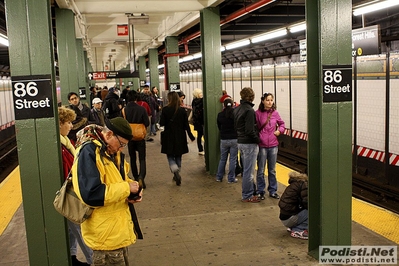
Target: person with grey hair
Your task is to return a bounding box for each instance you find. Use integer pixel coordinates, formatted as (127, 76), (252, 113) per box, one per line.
(72, 118), (143, 265)
(233, 87), (260, 203)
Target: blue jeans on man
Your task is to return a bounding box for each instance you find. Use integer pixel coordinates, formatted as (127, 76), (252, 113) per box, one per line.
(256, 146), (278, 196)
(216, 139), (238, 182)
(238, 143), (259, 200)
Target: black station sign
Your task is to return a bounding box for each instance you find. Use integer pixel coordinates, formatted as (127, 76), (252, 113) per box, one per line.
(169, 83), (180, 91)
(352, 25), (380, 57)
(12, 75), (54, 120)
(88, 70), (139, 80)
(322, 65), (352, 103)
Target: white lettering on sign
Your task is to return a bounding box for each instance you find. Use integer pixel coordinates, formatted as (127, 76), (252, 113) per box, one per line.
(93, 72), (107, 80)
(15, 98), (51, 109)
(324, 84), (351, 94)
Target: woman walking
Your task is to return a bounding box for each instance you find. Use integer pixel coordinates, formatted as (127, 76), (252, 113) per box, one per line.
(255, 92), (285, 200)
(160, 91), (195, 186)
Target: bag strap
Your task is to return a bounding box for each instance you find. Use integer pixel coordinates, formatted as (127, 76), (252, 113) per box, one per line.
(259, 111), (273, 131)
(121, 108), (126, 119)
(119, 153), (143, 240)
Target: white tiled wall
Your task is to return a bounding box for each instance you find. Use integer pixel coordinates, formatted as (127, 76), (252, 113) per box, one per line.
(291, 80), (307, 133)
(390, 79), (399, 154)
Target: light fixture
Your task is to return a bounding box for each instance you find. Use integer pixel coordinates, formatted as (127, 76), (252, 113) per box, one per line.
(225, 39), (250, 50)
(158, 64), (164, 69)
(192, 52), (202, 59)
(353, 0), (399, 16)
(0, 33), (9, 47)
(289, 22), (306, 33)
(128, 14), (149, 25)
(251, 29), (287, 43)
(220, 46), (226, 52)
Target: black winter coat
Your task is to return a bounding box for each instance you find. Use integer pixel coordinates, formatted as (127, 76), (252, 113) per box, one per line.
(160, 106), (195, 155)
(191, 98), (204, 131)
(233, 101), (259, 144)
(278, 172), (308, 219)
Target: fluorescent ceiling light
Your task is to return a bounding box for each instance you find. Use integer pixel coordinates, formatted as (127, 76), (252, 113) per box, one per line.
(192, 52), (202, 59)
(0, 33), (9, 47)
(289, 22), (306, 33)
(128, 15), (149, 25)
(179, 55), (194, 63)
(251, 29), (287, 43)
(220, 46), (226, 52)
(158, 64), (164, 69)
(225, 39), (250, 50)
(353, 0), (399, 16)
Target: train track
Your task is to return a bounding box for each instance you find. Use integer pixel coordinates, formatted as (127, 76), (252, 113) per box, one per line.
(277, 148), (399, 215)
(0, 135), (18, 183)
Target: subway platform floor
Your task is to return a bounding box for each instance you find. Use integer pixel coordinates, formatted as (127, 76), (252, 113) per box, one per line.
(0, 137), (398, 265)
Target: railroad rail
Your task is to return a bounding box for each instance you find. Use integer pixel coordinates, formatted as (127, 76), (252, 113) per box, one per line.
(0, 135), (18, 183)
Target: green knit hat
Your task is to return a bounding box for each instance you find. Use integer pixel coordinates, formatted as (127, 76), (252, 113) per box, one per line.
(105, 117), (132, 141)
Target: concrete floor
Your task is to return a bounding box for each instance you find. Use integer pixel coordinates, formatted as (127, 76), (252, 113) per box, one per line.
(0, 137), (397, 265)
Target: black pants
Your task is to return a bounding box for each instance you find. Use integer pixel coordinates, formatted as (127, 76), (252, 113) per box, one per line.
(128, 139), (146, 180)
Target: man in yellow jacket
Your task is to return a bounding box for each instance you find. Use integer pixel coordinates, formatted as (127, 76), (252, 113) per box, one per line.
(72, 117), (143, 265)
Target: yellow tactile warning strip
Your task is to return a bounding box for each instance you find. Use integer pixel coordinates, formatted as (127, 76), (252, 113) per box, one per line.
(276, 163), (399, 244)
(0, 166), (22, 235)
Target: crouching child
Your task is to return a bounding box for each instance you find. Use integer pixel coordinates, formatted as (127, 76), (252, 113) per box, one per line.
(278, 171), (308, 240)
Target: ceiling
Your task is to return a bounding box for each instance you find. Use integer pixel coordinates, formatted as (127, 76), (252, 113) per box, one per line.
(1, 0), (399, 76)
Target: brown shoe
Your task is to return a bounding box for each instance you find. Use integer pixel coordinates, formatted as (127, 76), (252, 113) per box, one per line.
(241, 196), (260, 203)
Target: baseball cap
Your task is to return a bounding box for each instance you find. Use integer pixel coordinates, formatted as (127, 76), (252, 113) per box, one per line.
(92, 98), (102, 105)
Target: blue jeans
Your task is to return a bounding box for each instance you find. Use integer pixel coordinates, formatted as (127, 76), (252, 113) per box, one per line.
(237, 143), (259, 199)
(68, 220), (93, 264)
(167, 154), (182, 173)
(280, 209), (308, 232)
(256, 146), (278, 195)
(216, 139), (238, 182)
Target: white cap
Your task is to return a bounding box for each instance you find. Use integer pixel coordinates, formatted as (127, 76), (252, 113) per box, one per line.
(92, 98), (102, 105)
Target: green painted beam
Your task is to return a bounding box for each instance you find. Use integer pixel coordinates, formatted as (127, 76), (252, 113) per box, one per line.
(5, 0), (70, 265)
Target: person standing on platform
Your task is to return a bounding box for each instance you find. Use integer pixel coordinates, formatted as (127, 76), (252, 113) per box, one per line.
(278, 171), (308, 240)
(72, 117), (143, 266)
(88, 97), (106, 126)
(191, 88), (205, 155)
(216, 98), (238, 183)
(123, 90), (150, 189)
(255, 92), (285, 200)
(233, 87), (260, 203)
(67, 92), (90, 144)
(58, 106), (93, 266)
(102, 87), (122, 119)
(160, 91), (195, 186)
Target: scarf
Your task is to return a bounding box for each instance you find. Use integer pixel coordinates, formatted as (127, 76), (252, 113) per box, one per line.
(60, 134), (76, 156)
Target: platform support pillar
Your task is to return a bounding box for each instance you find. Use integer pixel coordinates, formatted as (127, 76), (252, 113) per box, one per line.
(5, 0), (70, 265)
(165, 36), (180, 90)
(149, 48), (160, 90)
(200, 7), (223, 174)
(306, 0), (353, 259)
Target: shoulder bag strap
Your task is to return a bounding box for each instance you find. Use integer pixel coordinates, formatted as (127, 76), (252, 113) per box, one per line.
(259, 111), (273, 131)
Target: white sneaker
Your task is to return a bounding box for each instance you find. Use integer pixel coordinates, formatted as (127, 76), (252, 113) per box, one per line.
(198, 151), (205, 155)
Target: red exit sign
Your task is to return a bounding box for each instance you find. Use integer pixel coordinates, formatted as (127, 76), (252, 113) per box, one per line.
(91, 72), (107, 80)
(117, 25), (128, 36)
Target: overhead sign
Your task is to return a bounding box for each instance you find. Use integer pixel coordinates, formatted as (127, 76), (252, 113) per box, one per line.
(117, 25), (128, 36)
(88, 71), (139, 80)
(352, 25), (380, 56)
(322, 65), (352, 103)
(12, 75), (54, 120)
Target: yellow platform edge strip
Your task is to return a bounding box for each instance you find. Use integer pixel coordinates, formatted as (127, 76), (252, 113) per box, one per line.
(276, 163), (399, 244)
(0, 166), (22, 235)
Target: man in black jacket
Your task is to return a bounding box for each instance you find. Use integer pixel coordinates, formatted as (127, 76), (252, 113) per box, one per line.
(123, 90), (150, 188)
(233, 87), (260, 203)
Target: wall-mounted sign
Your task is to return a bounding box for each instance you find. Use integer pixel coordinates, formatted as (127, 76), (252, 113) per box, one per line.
(352, 25), (380, 56)
(299, 39), (307, 62)
(169, 83), (180, 91)
(322, 65), (352, 103)
(12, 75), (54, 120)
(88, 71), (139, 80)
(117, 25), (128, 36)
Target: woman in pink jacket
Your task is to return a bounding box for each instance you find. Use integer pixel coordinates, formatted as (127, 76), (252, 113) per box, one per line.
(255, 93), (285, 200)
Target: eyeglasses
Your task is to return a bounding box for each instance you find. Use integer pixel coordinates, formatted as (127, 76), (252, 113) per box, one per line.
(114, 135), (128, 148)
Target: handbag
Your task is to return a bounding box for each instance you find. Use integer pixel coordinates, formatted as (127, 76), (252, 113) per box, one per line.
(53, 177), (93, 224)
(53, 143), (94, 224)
(122, 108), (146, 141)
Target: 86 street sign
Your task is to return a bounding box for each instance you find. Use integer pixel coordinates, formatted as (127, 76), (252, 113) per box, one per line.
(322, 65), (352, 103)
(12, 75), (54, 120)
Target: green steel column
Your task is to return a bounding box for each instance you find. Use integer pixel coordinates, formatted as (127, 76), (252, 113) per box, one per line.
(165, 36), (180, 88)
(200, 7), (223, 174)
(84, 51), (95, 87)
(5, 0), (69, 265)
(306, 0), (353, 258)
(132, 78), (140, 91)
(56, 8), (80, 105)
(149, 48), (160, 89)
(139, 56), (146, 84)
(76, 39), (88, 104)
